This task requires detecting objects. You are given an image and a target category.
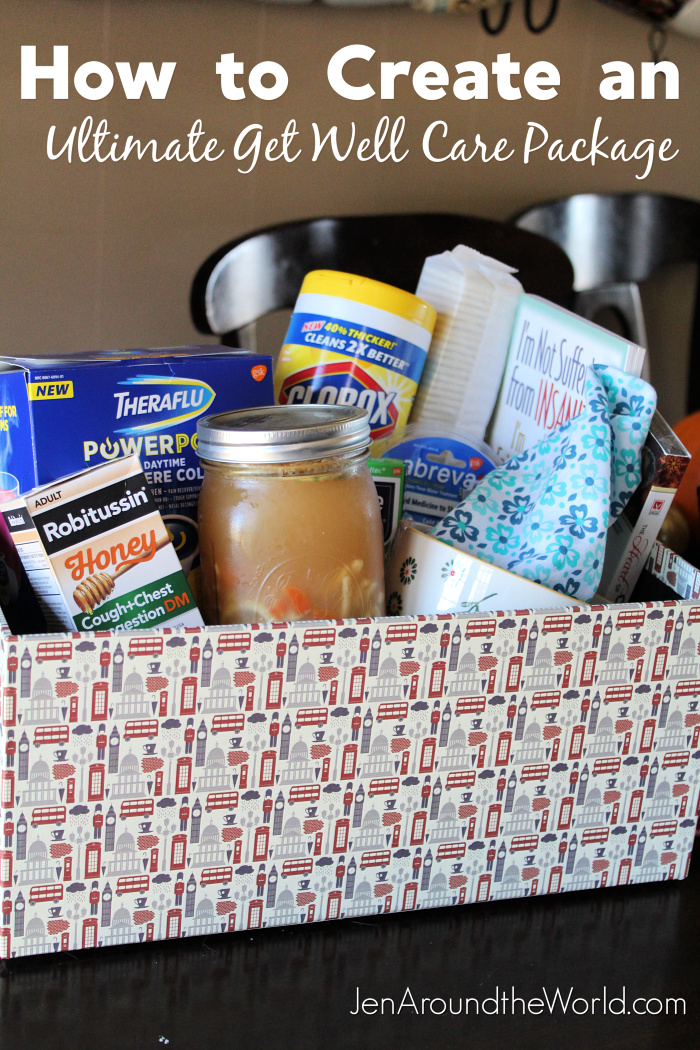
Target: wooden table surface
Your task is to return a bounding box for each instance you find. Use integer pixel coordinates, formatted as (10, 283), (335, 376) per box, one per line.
(2, 858), (698, 1050)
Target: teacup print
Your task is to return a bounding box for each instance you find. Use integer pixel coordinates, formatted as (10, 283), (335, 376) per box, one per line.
(386, 521), (585, 616)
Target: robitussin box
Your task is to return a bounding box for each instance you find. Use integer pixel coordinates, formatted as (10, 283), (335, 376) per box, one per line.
(0, 574), (699, 960)
(0, 347), (274, 575)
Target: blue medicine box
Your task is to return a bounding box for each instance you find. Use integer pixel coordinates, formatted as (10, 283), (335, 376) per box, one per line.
(0, 346), (274, 570)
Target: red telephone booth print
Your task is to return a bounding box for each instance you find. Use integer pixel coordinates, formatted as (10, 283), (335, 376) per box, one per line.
(180, 677), (197, 716)
(166, 909), (182, 939)
(485, 804), (501, 837)
(617, 858), (632, 886)
(341, 745), (357, 780)
(548, 866), (563, 893)
(253, 825), (269, 862)
(0, 851), (12, 888)
(159, 690), (168, 717)
(82, 918), (98, 950)
(84, 841), (101, 879)
(652, 647), (668, 681)
(175, 758), (192, 795)
(349, 666), (366, 703)
(88, 764), (105, 802)
(1, 772), (14, 810)
(326, 890), (342, 920)
(333, 819), (349, 853)
(66, 778), (75, 805)
(1, 688), (16, 727)
(64, 856), (73, 882)
(580, 651), (597, 687)
(428, 662), (446, 698)
(402, 882), (418, 911)
(419, 737), (436, 773)
(170, 834), (187, 870)
(569, 725), (585, 760)
(558, 797), (574, 831)
(410, 810), (427, 845)
(639, 719), (656, 754)
(91, 682), (108, 721)
(496, 732), (512, 765)
(248, 899), (263, 929)
(476, 874), (491, 902)
(0, 929), (10, 959)
(266, 672), (283, 710)
(506, 657), (522, 692)
(628, 790), (644, 823)
(259, 750), (276, 788)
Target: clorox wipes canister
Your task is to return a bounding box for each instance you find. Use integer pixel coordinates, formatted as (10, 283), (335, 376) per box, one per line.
(275, 271), (437, 441)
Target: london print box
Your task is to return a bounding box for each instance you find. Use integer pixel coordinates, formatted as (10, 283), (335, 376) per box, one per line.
(1, 594), (699, 959)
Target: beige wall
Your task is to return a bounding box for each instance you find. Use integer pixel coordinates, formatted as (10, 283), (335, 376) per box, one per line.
(2, 0), (699, 420)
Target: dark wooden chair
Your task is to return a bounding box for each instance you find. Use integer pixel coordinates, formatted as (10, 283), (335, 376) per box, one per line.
(512, 193), (700, 411)
(190, 213), (574, 350)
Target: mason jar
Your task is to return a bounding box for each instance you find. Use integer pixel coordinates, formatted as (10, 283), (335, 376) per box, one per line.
(196, 405), (385, 626)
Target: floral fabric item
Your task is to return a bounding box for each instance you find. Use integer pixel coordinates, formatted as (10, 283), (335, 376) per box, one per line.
(430, 364), (657, 600)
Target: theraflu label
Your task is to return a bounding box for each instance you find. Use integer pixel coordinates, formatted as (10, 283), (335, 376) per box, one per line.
(276, 310), (429, 440)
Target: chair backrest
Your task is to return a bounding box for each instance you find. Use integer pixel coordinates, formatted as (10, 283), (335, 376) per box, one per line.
(512, 193), (700, 413)
(191, 213), (574, 344)
(512, 193), (700, 291)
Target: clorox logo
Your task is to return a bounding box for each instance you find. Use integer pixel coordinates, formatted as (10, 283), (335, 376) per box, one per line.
(113, 374), (215, 434)
(279, 363), (399, 439)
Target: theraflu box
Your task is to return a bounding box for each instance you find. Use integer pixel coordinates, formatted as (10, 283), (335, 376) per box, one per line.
(0, 347), (274, 574)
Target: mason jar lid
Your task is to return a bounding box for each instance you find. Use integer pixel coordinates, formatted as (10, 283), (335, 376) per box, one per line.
(197, 405), (372, 464)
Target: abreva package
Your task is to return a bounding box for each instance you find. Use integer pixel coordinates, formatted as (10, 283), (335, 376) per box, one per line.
(2, 455), (203, 633)
(275, 271), (436, 440)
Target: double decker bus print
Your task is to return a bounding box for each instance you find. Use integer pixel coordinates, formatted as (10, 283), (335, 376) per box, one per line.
(542, 614), (573, 633)
(650, 819), (678, 837)
(368, 777), (400, 798)
(464, 618), (497, 639)
(205, 791), (239, 812)
(455, 697), (487, 716)
(128, 636), (163, 659)
(360, 850), (391, 870)
(217, 631), (251, 654)
(445, 771), (477, 790)
(295, 708), (328, 728)
(33, 725), (70, 747)
(31, 806), (66, 828)
(201, 866), (233, 886)
(662, 751), (690, 769)
(531, 691), (561, 710)
(581, 827), (610, 846)
(281, 858), (314, 879)
(36, 641), (72, 663)
(302, 627), (336, 649)
(116, 875), (150, 896)
(211, 714), (245, 735)
(29, 883), (63, 905)
(509, 834), (539, 853)
(592, 758), (621, 776)
(288, 785), (321, 805)
(520, 764), (550, 783)
(376, 702), (409, 722)
(384, 623), (418, 645)
(124, 719), (159, 741)
(436, 842), (467, 861)
(120, 799), (155, 820)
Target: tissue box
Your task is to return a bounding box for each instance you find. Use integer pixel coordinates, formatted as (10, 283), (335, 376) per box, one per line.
(1, 579), (698, 959)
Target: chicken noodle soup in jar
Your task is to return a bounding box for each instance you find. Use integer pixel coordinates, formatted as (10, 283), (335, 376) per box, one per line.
(197, 405), (385, 625)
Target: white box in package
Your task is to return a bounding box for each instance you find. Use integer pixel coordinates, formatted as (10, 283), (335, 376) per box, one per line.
(411, 245), (523, 440)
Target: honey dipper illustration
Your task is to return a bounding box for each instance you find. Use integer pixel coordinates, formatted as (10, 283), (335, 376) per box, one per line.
(73, 534), (173, 614)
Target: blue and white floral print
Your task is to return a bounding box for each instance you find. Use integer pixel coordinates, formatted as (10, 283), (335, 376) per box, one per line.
(431, 364), (656, 600)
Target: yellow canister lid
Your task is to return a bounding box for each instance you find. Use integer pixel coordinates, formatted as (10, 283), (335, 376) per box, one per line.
(299, 270), (437, 335)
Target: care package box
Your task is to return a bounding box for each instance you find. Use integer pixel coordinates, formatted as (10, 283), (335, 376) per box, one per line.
(1, 559), (699, 960)
(0, 347), (274, 573)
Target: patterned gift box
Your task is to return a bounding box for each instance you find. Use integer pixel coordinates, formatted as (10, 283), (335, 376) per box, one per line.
(1, 576), (699, 958)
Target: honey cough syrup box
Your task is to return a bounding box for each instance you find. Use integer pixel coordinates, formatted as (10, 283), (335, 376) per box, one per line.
(275, 271), (436, 440)
(5, 456), (203, 632)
